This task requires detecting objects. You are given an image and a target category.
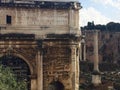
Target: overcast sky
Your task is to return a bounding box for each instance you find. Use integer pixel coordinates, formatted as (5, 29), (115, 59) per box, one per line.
(79, 0), (120, 26)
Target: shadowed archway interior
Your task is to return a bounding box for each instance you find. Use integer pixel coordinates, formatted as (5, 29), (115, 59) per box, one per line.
(0, 55), (31, 90)
(48, 80), (64, 90)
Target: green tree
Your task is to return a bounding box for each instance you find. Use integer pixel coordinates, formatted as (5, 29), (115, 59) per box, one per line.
(0, 65), (27, 90)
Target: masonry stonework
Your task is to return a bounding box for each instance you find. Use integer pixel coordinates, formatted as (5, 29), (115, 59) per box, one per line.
(0, 0), (82, 90)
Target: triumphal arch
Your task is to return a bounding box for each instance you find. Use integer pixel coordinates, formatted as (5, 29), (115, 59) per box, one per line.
(0, 0), (81, 90)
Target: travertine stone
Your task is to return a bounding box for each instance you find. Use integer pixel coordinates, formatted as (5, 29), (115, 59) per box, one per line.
(0, 1), (81, 90)
(92, 30), (101, 86)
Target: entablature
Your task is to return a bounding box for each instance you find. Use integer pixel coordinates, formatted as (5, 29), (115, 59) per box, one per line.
(0, 1), (82, 10)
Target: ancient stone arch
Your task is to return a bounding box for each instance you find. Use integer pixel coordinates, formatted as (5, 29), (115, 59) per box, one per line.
(0, 53), (34, 74)
(0, 35), (40, 90)
(0, 54), (31, 90)
(48, 80), (65, 90)
(0, 0), (81, 90)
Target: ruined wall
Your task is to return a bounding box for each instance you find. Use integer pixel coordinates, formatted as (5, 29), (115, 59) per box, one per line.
(84, 30), (120, 63)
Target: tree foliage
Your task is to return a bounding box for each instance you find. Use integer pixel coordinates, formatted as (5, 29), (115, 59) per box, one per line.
(81, 22), (120, 32)
(0, 65), (27, 90)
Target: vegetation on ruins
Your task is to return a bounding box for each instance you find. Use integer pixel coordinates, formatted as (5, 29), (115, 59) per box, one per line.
(0, 65), (27, 90)
(81, 22), (120, 31)
(80, 61), (120, 90)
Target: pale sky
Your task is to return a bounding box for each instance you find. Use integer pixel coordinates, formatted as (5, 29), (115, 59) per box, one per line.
(79, 0), (120, 26)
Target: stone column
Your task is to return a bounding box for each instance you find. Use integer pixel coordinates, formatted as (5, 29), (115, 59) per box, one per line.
(92, 30), (101, 86)
(83, 43), (86, 61)
(31, 76), (37, 90)
(76, 46), (80, 90)
(37, 51), (43, 90)
(81, 38), (86, 61)
(71, 45), (79, 90)
(71, 46), (76, 90)
(94, 30), (99, 71)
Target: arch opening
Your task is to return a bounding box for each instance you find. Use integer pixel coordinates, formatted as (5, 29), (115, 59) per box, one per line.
(0, 55), (31, 90)
(48, 80), (64, 90)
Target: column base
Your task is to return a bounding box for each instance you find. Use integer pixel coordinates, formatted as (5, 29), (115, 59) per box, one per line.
(92, 71), (101, 86)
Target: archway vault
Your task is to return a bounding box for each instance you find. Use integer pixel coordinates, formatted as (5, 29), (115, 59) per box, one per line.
(0, 39), (41, 90)
(48, 80), (65, 90)
(0, 47), (37, 75)
(2, 54), (33, 74)
(0, 54), (32, 90)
